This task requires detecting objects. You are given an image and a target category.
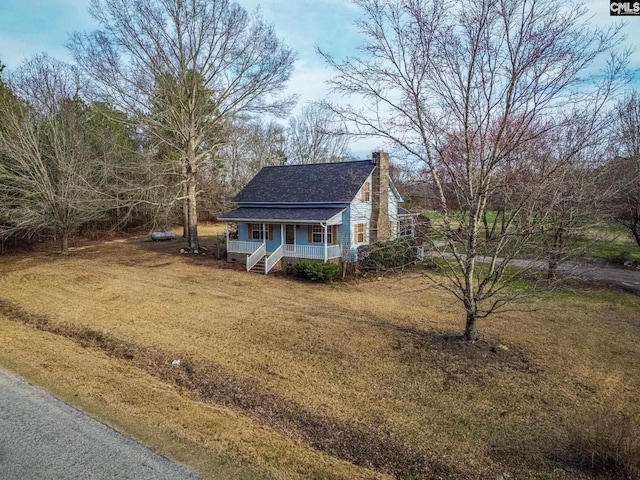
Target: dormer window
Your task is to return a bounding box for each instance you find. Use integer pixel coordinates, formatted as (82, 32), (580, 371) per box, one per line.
(361, 181), (371, 202)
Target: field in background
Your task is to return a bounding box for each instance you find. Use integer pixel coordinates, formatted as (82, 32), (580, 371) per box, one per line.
(0, 226), (638, 479)
(423, 210), (640, 262)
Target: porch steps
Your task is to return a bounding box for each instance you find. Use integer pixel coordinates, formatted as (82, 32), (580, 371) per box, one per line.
(248, 255), (266, 274)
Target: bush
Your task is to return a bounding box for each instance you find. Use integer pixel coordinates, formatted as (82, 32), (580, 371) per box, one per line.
(286, 260), (340, 282)
(569, 407), (640, 478)
(610, 252), (639, 268)
(358, 237), (418, 272)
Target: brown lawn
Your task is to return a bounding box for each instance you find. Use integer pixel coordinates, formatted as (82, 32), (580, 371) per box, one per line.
(0, 224), (638, 479)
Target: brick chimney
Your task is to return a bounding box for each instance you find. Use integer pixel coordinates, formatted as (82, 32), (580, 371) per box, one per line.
(370, 151), (392, 242)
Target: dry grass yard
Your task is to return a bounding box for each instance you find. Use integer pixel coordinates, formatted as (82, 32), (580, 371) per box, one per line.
(0, 224), (639, 479)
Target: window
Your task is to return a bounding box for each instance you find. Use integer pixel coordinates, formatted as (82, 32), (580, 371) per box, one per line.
(250, 224), (273, 240)
(355, 223), (366, 244)
(309, 225), (335, 243)
(250, 223), (263, 240)
(361, 181), (371, 202)
(311, 225), (333, 243)
(399, 219), (414, 238)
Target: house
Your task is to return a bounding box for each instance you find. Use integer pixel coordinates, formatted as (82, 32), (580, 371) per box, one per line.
(219, 151), (416, 273)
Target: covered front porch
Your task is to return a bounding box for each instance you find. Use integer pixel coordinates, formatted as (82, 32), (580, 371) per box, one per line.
(219, 207), (345, 274)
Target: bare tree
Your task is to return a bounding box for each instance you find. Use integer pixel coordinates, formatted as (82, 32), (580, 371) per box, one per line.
(286, 104), (351, 164)
(219, 118), (287, 192)
(70, 0), (296, 253)
(9, 54), (84, 117)
(605, 91), (640, 247)
(0, 57), (114, 254)
(321, 0), (628, 341)
(532, 149), (610, 280)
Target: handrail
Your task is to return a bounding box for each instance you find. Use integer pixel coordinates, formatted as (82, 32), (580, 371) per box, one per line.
(246, 243), (266, 271)
(283, 244), (342, 260)
(228, 240), (262, 254)
(265, 245), (284, 274)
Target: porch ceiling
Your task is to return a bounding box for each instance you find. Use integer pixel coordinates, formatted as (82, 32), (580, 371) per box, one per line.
(218, 207), (345, 224)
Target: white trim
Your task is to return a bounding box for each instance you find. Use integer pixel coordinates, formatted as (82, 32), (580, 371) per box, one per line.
(326, 212), (343, 225)
(227, 240), (262, 254)
(283, 244), (341, 260)
(265, 245), (284, 274)
(323, 223), (328, 261)
(246, 243), (266, 271)
(388, 177), (403, 202)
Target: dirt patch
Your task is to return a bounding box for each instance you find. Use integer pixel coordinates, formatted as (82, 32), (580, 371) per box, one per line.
(400, 328), (540, 374)
(0, 299), (468, 479)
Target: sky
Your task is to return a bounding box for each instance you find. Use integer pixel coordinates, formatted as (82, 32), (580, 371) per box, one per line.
(0, 0), (364, 107)
(0, 0), (638, 156)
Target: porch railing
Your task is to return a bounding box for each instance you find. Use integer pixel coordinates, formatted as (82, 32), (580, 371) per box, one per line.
(265, 245), (283, 274)
(228, 240), (262, 254)
(246, 243), (266, 271)
(283, 244), (342, 260)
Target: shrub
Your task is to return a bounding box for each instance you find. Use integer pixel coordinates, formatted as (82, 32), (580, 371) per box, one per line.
(286, 260), (340, 282)
(569, 407), (640, 478)
(610, 252), (639, 268)
(357, 237), (418, 272)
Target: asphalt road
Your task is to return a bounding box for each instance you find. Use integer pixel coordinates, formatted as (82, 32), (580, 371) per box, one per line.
(486, 257), (640, 295)
(0, 368), (203, 480)
(430, 246), (640, 295)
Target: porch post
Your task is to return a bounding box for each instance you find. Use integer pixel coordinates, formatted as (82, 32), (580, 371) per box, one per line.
(263, 223), (266, 247)
(225, 223), (229, 245)
(281, 224), (284, 249)
(323, 223), (328, 262)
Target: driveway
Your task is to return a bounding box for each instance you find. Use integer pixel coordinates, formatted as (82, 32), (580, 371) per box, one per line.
(430, 247), (640, 295)
(0, 368), (203, 480)
(495, 257), (640, 295)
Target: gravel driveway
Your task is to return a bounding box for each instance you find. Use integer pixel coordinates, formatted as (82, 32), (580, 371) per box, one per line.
(0, 368), (203, 480)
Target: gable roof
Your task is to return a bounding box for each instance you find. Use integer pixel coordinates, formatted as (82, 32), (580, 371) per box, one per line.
(234, 160), (375, 204)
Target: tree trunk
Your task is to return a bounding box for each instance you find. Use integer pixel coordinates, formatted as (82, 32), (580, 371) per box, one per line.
(632, 215), (640, 248)
(186, 175), (200, 253)
(181, 165), (189, 238)
(547, 251), (559, 281)
(463, 310), (478, 341)
(182, 193), (189, 239)
(60, 232), (69, 255)
(547, 263), (557, 281)
(545, 224), (563, 281)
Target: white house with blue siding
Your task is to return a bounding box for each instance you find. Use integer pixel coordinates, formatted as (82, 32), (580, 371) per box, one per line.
(219, 151), (412, 273)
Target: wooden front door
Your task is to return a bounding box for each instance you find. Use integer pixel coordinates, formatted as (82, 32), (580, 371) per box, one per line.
(285, 224), (295, 245)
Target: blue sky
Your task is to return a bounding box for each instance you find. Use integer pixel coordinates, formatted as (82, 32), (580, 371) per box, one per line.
(0, 0), (638, 155)
(0, 0), (363, 106)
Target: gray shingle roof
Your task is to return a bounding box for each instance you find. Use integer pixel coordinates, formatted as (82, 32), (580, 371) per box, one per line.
(219, 207), (345, 223)
(234, 160), (375, 203)
(398, 207), (416, 215)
